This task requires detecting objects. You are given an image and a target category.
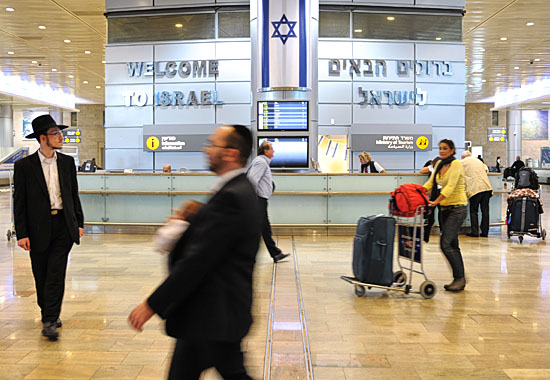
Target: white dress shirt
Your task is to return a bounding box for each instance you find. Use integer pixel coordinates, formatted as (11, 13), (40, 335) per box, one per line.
(38, 150), (63, 210)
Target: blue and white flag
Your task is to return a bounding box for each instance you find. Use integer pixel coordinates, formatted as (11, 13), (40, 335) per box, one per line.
(258, 0), (311, 91)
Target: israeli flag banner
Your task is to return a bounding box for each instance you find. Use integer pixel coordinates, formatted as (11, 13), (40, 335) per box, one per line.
(258, 0), (311, 91)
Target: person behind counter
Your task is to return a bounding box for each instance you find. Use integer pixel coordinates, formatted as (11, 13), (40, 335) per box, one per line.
(359, 152), (386, 173)
(496, 156), (502, 173)
(423, 139), (467, 292)
(163, 164), (172, 174)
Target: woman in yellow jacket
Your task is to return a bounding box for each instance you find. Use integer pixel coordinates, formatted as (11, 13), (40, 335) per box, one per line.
(424, 139), (467, 292)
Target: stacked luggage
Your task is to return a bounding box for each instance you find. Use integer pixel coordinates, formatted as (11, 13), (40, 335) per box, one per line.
(506, 167), (546, 243)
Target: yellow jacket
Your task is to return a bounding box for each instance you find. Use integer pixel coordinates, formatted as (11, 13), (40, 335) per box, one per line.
(461, 157), (493, 199)
(423, 160), (467, 206)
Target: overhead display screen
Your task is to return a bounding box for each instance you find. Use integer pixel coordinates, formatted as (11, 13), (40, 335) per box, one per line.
(258, 101), (309, 131)
(258, 137), (309, 168)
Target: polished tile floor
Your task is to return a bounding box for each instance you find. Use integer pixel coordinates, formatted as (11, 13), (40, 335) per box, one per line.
(1, 189), (550, 379)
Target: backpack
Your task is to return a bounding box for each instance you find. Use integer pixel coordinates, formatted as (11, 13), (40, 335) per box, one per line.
(515, 167), (539, 190)
(390, 183), (430, 217)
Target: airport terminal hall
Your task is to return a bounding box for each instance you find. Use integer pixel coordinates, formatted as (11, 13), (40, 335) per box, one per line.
(3, 0), (550, 379)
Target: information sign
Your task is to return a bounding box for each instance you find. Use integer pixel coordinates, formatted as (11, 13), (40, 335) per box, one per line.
(63, 129), (81, 143)
(488, 127), (507, 142)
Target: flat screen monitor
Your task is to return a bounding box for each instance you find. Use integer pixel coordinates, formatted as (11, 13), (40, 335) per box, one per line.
(258, 137), (309, 168)
(258, 101), (309, 131)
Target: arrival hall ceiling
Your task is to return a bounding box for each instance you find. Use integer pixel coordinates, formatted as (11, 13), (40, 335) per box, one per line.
(0, 1), (549, 107)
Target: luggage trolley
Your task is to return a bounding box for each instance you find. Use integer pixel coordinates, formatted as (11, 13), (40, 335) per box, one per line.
(5, 169), (15, 241)
(506, 188), (546, 243)
(341, 205), (437, 299)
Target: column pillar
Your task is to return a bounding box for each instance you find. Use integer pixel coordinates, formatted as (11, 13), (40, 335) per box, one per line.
(0, 105), (13, 147)
(507, 110), (522, 165)
(49, 108), (63, 125)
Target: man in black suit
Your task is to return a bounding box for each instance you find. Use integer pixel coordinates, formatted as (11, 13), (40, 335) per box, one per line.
(129, 125), (261, 380)
(14, 115), (84, 341)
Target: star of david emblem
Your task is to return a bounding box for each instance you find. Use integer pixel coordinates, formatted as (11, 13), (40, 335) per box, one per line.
(271, 14), (297, 45)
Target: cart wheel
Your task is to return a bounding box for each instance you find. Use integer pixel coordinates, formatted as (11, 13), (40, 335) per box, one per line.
(419, 281), (437, 299)
(543, 230), (546, 241)
(519, 236), (524, 243)
(354, 285), (366, 297)
(393, 271), (407, 287)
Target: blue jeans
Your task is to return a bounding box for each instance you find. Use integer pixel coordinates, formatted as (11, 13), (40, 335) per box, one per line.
(439, 205), (467, 280)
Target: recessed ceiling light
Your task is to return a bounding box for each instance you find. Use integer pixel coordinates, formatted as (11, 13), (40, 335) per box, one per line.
(84, 50), (91, 54)
(514, 66), (520, 70)
(435, 37), (442, 41)
(497, 73), (502, 76)
(5, 7), (14, 12)
(500, 37), (508, 41)
(354, 29), (363, 33)
(64, 39), (71, 43)
(387, 16), (395, 21)
(7, 51), (14, 55)
(479, 48), (486, 52)
(482, 79), (487, 83)
(51, 68), (57, 72)
(535, 58), (541, 62)
(101, 60), (106, 64)
(83, 80), (88, 84)
(468, 84), (473, 88)
(68, 74), (74, 78)
(526, 22), (535, 27)
(175, 23), (183, 28)
(96, 85), (101, 89)
(38, 25), (46, 30)
(31, 60), (37, 64)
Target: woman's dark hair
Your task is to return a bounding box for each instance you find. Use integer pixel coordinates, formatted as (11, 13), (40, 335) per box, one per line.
(439, 139), (456, 155)
(497, 156), (501, 159)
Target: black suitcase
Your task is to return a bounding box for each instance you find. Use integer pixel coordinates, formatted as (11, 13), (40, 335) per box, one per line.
(353, 215), (395, 286)
(509, 197), (539, 233)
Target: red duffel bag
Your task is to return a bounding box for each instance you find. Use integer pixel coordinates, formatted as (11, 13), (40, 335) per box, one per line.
(390, 183), (430, 217)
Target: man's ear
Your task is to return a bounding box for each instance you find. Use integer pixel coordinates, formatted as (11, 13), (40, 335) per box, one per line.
(223, 147), (240, 163)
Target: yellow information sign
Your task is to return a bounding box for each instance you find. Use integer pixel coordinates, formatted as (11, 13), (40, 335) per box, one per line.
(416, 136), (429, 150)
(146, 136), (160, 150)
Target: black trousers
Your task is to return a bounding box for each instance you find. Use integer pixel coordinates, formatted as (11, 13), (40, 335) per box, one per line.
(29, 213), (73, 323)
(258, 197), (281, 258)
(168, 339), (252, 380)
(469, 190), (492, 236)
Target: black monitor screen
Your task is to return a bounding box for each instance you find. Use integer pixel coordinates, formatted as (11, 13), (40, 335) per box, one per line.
(258, 137), (309, 168)
(258, 101), (308, 131)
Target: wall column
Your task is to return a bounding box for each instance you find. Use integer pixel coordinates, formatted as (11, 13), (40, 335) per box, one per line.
(49, 108), (63, 125)
(507, 110), (522, 165)
(0, 105), (13, 147)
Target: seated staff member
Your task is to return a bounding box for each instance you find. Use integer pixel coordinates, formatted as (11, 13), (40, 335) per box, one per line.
(419, 157), (441, 175)
(359, 152), (386, 173)
(423, 139), (468, 292)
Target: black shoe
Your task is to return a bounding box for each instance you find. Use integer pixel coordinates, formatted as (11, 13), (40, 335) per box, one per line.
(443, 278), (466, 292)
(480, 234), (488, 237)
(55, 318), (62, 328)
(466, 233), (479, 237)
(42, 322), (59, 341)
(273, 253), (290, 263)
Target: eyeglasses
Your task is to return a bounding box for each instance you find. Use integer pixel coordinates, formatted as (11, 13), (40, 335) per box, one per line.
(46, 131), (63, 137)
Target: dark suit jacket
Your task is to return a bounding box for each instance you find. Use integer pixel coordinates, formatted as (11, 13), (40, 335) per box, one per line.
(14, 151), (84, 252)
(147, 173), (261, 342)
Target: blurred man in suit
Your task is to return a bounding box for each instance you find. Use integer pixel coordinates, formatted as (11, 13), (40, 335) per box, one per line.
(14, 115), (84, 341)
(129, 125), (261, 380)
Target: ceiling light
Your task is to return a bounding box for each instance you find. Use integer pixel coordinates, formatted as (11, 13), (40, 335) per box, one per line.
(387, 16), (395, 21)
(84, 50), (91, 54)
(82, 80), (88, 84)
(175, 23), (183, 28)
(101, 60), (106, 64)
(435, 37), (442, 41)
(96, 85), (101, 89)
(354, 29), (363, 33)
(7, 51), (14, 55)
(5, 7), (14, 12)
(526, 22), (535, 27)
(38, 25), (46, 30)
(482, 79), (487, 83)
(31, 60), (37, 64)
(500, 37), (508, 41)
(64, 39), (71, 43)
(479, 48), (485, 52)
(514, 66), (520, 70)
(535, 58), (541, 62)
(68, 75), (74, 78)
(497, 73), (502, 76)
(51, 68), (57, 72)
(468, 84), (473, 88)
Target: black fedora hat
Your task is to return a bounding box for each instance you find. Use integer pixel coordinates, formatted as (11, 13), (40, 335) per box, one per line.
(26, 114), (69, 139)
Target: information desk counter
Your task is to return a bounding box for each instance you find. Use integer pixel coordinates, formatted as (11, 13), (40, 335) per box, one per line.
(78, 172), (505, 233)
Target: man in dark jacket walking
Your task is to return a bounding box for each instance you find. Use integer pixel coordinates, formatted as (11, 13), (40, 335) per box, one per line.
(14, 115), (84, 341)
(129, 125), (261, 380)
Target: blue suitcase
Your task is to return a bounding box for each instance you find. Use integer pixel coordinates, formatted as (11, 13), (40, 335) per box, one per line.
(352, 215), (395, 286)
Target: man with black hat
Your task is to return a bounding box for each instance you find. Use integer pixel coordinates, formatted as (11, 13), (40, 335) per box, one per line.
(14, 114), (84, 341)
